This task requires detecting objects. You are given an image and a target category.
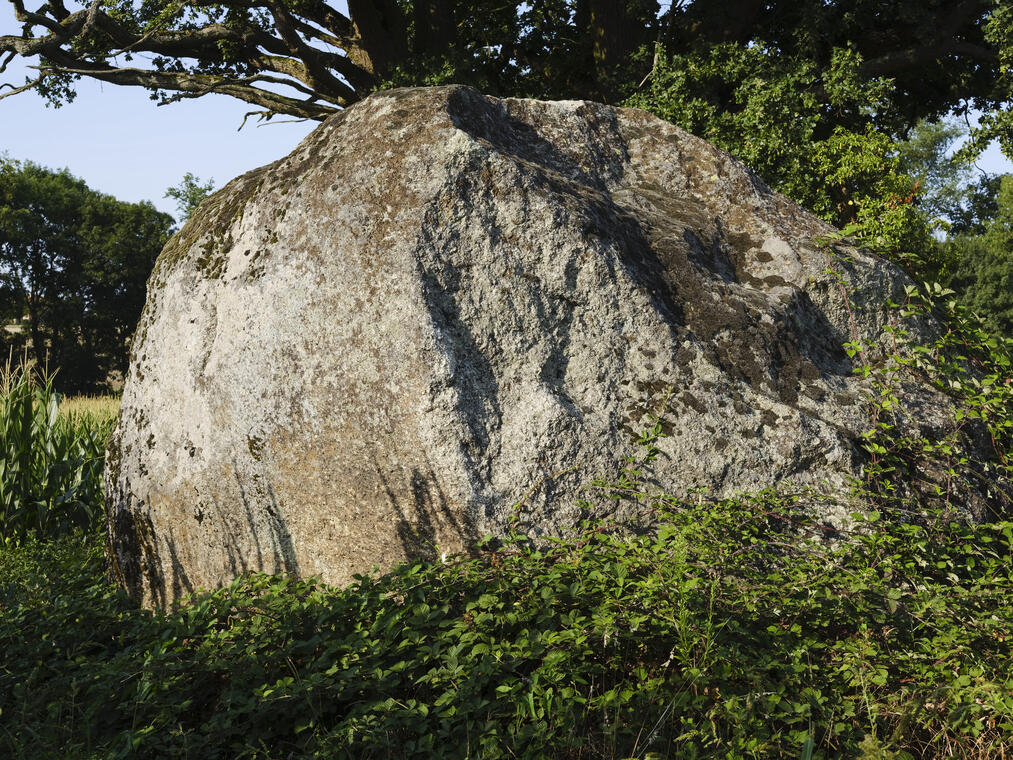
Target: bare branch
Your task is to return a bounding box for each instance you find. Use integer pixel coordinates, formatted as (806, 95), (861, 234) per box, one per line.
(10, 0), (64, 35)
(303, 0), (355, 43)
(47, 1), (71, 22)
(31, 59), (341, 118)
(237, 108), (314, 130)
(159, 71), (323, 102)
(117, 24), (264, 57)
(290, 15), (345, 49)
(265, 0), (339, 91)
(0, 71), (45, 100)
(1, 33), (56, 57)
(248, 54), (358, 105)
(0, 0), (397, 118)
(238, 109), (275, 130)
(108, 11), (183, 57)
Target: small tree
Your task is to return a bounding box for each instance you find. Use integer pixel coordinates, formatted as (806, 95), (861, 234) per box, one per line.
(936, 174), (1013, 336)
(165, 173), (216, 223)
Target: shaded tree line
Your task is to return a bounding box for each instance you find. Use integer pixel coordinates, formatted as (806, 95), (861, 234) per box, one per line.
(933, 174), (1013, 336)
(0, 157), (174, 393)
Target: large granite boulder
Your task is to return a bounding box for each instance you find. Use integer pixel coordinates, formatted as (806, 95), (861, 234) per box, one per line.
(107, 85), (967, 607)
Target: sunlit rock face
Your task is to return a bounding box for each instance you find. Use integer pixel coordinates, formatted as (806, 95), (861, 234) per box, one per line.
(106, 85), (971, 608)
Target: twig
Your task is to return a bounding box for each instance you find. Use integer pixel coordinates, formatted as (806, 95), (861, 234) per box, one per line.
(0, 72), (45, 100)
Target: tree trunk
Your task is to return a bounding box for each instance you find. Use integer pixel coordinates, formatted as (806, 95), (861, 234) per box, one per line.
(346, 0), (410, 82)
(581, 0), (655, 100)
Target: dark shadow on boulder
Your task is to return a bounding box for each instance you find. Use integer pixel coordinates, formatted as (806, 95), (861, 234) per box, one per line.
(446, 87), (627, 194)
(265, 481), (299, 575)
(107, 498), (193, 609)
(232, 462), (300, 577)
(164, 527), (194, 604)
(415, 250), (502, 476)
(444, 84), (857, 410)
(445, 86), (687, 334)
(107, 498), (163, 606)
(373, 454), (479, 562)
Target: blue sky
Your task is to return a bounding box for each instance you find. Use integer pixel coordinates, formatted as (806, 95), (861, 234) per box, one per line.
(1, 53), (317, 222)
(2, 7), (1011, 224)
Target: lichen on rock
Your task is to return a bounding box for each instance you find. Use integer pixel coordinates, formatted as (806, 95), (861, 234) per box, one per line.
(106, 85), (985, 608)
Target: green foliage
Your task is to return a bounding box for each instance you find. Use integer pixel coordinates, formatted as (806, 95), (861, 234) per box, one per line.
(893, 119), (977, 235)
(0, 157), (174, 393)
(954, 4), (1013, 167)
(624, 45), (932, 262)
(7, 15), (1013, 744)
(925, 175), (1013, 337)
(938, 237), (1013, 339)
(0, 362), (114, 545)
(948, 174), (1007, 238)
(164, 172), (216, 223)
(838, 284), (1013, 519)
(2, 487), (1011, 759)
(984, 174), (1013, 252)
(2, 266), (1013, 758)
(4, 2), (1010, 167)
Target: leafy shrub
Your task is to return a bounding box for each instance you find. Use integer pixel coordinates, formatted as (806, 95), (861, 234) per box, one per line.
(2, 486), (1012, 759)
(624, 45), (933, 263)
(0, 361), (115, 544)
(837, 284), (1013, 521)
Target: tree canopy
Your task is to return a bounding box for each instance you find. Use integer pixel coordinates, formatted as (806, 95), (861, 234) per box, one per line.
(934, 174), (1013, 335)
(0, 157), (174, 393)
(1, 1), (1009, 138)
(3, 2), (1011, 253)
(165, 172), (216, 222)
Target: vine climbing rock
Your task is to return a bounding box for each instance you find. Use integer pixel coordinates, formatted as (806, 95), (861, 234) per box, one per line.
(106, 85), (990, 608)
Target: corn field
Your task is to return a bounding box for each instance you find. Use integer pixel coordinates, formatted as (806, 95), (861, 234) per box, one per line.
(0, 362), (116, 544)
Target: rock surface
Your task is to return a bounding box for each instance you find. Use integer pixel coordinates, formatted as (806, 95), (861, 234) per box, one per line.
(107, 85), (962, 607)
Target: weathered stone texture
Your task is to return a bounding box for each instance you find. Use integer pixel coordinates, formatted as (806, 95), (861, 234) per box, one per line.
(107, 85), (968, 607)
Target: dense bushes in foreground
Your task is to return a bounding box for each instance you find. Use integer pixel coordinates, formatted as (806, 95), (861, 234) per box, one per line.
(2, 494), (1012, 759)
(3, 284), (1013, 758)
